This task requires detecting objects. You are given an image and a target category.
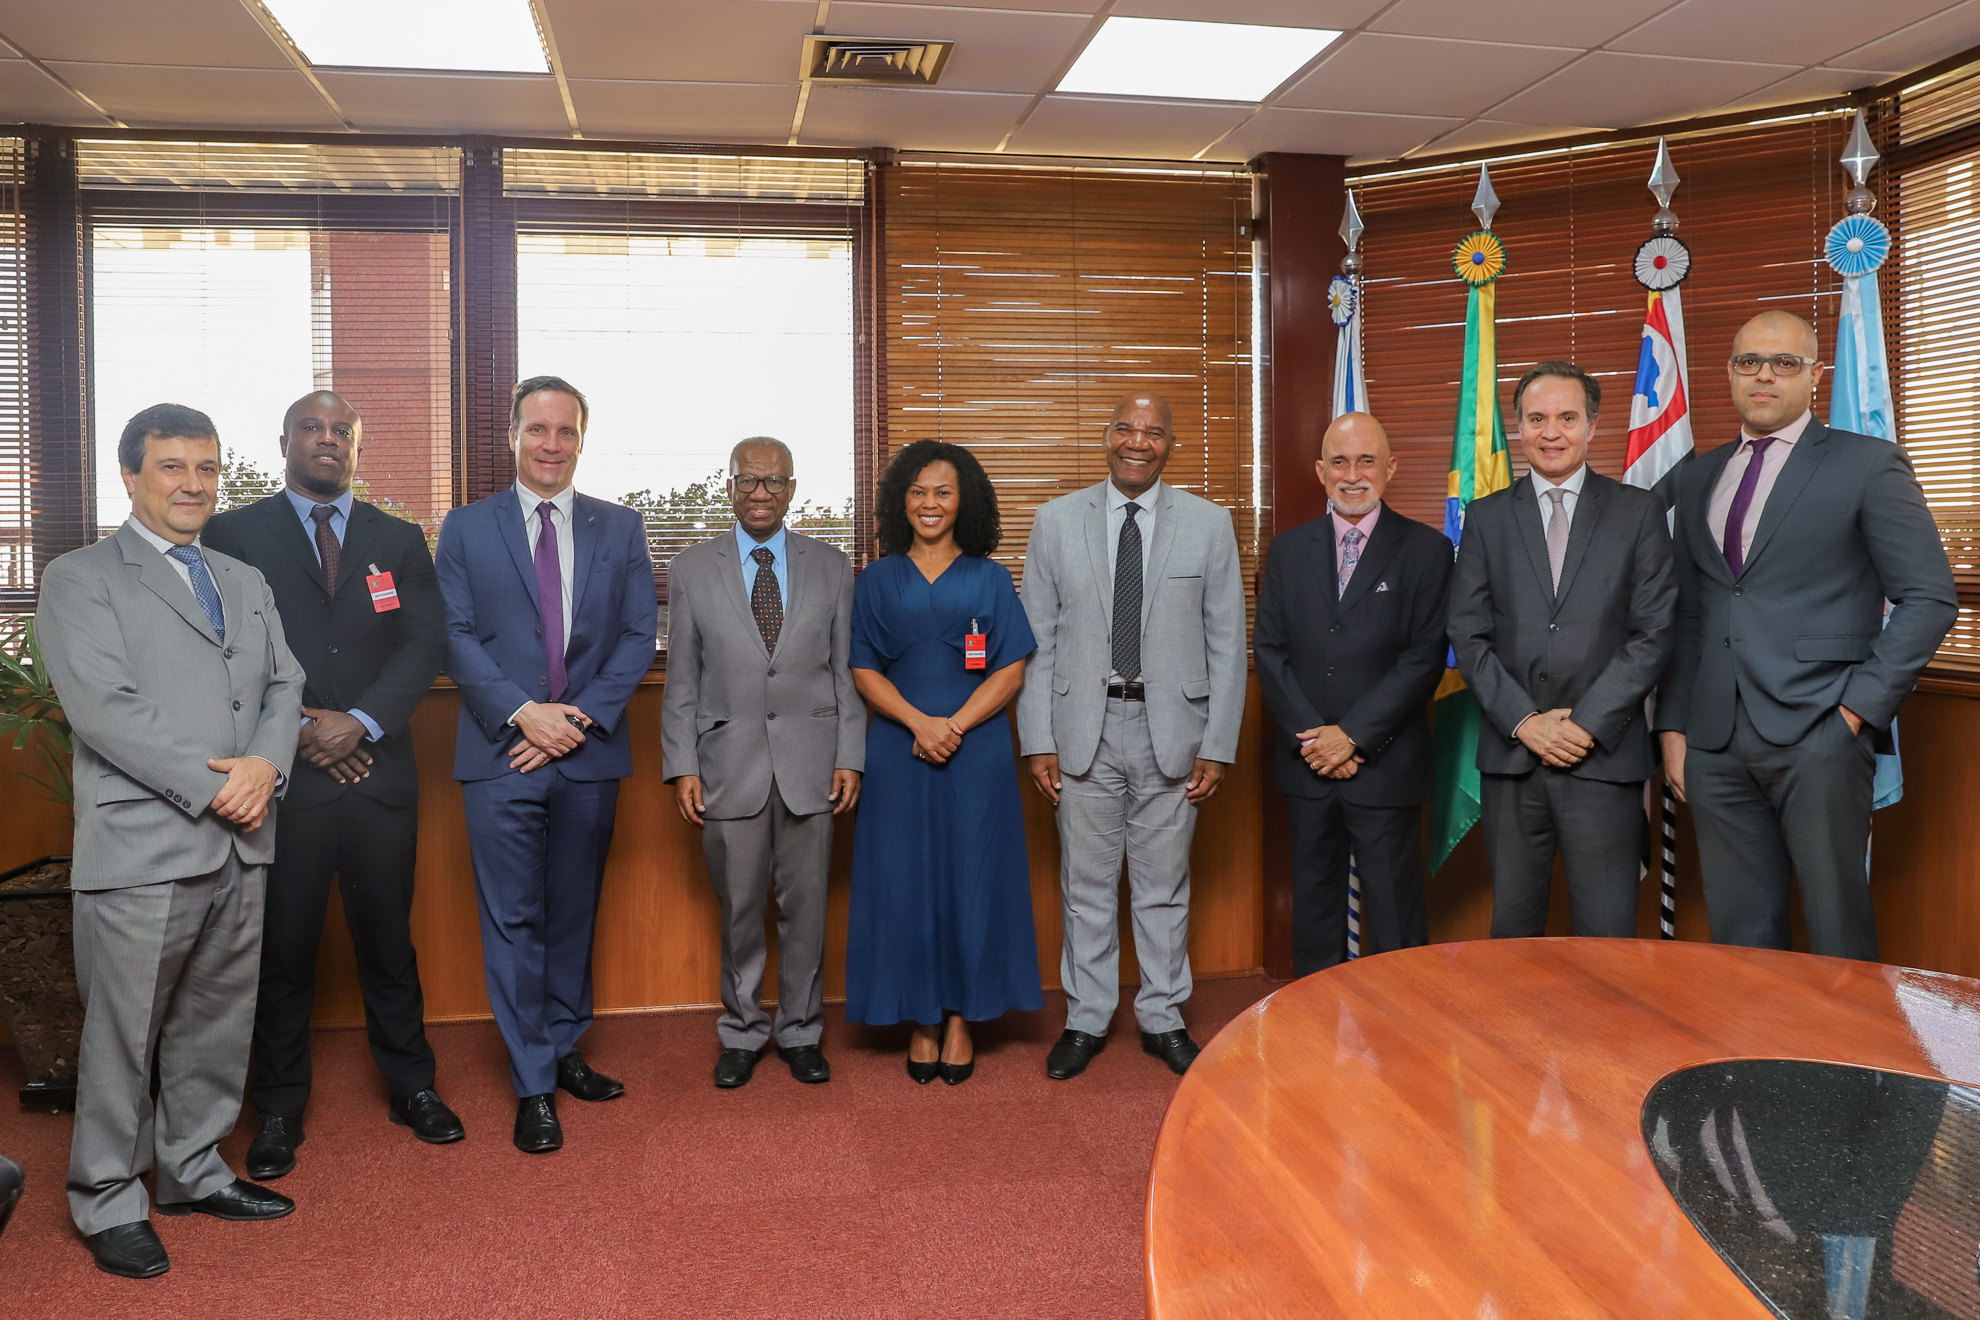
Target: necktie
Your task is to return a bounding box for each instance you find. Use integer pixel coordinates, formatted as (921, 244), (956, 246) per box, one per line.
(533, 501), (567, 700)
(1544, 487), (1570, 595)
(751, 545), (782, 653)
(1112, 502), (1143, 683)
(166, 544), (225, 635)
(310, 502), (341, 595)
(1721, 436), (1776, 578)
(1337, 527), (1364, 598)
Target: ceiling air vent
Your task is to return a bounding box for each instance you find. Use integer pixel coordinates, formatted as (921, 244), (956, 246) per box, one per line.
(800, 35), (953, 86)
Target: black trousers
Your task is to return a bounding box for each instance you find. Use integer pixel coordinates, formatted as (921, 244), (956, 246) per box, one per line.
(1286, 789), (1428, 977)
(1480, 769), (1644, 938)
(252, 792), (436, 1117)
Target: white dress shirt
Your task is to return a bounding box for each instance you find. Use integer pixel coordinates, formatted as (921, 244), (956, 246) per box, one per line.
(1105, 478), (1161, 685)
(508, 480), (579, 727)
(1530, 461), (1588, 537)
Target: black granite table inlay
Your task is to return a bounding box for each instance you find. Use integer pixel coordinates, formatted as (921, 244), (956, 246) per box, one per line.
(1643, 1060), (1980, 1319)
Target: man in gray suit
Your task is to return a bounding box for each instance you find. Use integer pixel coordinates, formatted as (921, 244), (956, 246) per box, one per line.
(1657, 311), (1956, 959)
(1450, 361), (1676, 937)
(1018, 392), (1246, 1079)
(37, 403), (305, 1278)
(661, 437), (863, 1088)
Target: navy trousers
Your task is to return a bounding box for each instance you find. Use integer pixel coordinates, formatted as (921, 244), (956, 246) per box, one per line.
(462, 767), (621, 1096)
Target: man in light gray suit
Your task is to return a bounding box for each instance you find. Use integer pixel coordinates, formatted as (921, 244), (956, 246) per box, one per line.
(1018, 393), (1246, 1080)
(662, 437), (863, 1088)
(37, 404), (305, 1278)
(1658, 311), (1956, 959)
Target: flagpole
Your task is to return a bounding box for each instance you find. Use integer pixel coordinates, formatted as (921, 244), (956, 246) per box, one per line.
(1329, 190), (1367, 958)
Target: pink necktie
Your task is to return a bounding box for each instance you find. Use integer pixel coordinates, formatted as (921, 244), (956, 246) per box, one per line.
(534, 502), (567, 700)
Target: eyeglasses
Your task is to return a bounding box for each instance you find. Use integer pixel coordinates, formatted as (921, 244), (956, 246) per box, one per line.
(1729, 353), (1818, 376)
(730, 474), (790, 494)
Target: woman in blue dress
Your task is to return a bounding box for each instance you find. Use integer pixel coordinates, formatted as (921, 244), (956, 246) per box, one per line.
(846, 439), (1041, 1085)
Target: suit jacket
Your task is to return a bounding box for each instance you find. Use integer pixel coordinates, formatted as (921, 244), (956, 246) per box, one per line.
(659, 528), (864, 819)
(1015, 480), (1246, 779)
(434, 488), (658, 782)
(1449, 468), (1676, 782)
(204, 494), (445, 811)
(1655, 420), (1957, 752)
(1254, 505), (1453, 806)
(36, 525), (305, 890)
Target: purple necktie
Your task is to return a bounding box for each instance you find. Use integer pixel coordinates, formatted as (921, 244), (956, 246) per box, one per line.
(1721, 436), (1775, 578)
(534, 501), (567, 700)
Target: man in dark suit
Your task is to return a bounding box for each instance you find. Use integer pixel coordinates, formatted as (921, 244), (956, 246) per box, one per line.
(1255, 411), (1453, 975)
(1450, 360), (1676, 937)
(204, 390), (457, 1179)
(434, 375), (657, 1153)
(1657, 311), (1956, 959)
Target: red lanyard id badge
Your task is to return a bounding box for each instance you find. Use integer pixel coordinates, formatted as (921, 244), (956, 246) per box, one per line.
(964, 618), (987, 670)
(366, 562), (401, 613)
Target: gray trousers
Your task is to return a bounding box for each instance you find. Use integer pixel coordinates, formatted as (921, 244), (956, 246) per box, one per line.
(1481, 769), (1644, 938)
(700, 777), (832, 1051)
(68, 853), (263, 1235)
(1058, 698), (1196, 1036)
(1686, 697), (1878, 960)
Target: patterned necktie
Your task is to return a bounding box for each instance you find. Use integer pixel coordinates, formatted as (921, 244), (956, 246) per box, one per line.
(1544, 487), (1570, 595)
(165, 544), (225, 634)
(310, 502), (341, 595)
(1721, 436), (1776, 578)
(1112, 502), (1143, 683)
(534, 501), (567, 700)
(1337, 527), (1364, 598)
(750, 545), (782, 653)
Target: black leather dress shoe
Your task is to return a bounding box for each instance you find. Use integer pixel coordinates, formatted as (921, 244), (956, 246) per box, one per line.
(156, 1179), (295, 1221)
(1045, 1029), (1106, 1080)
(389, 1089), (466, 1144)
(556, 1050), (625, 1102)
(777, 1044), (831, 1083)
(514, 1094), (563, 1153)
(0, 1152), (23, 1240)
(245, 1113), (303, 1181)
(87, 1220), (169, 1278)
(713, 1047), (759, 1089)
(1141, 1028), (1201, 1075)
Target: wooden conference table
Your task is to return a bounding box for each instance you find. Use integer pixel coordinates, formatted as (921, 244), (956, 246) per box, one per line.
(1145, 939), (1980, 1317)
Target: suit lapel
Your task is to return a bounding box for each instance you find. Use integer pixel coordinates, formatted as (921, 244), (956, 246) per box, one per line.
(1335, 506), (1399, 617)
(118, 526), (222, 646)
(714, 530), (770, 659)
(1139, 483), (1176, 632)
(498, 488), (541, 614)
(335, 502), (381, 598)
(1083, 485), (1113, 636)
(1317, 522), (1342, 619)
(1740, 423), (1829, 575)
(1689, 442), (1739, 585)
(570, 495), (598, 626)
(1550, 473), (1606, 614)
(1510, 478), (1554, 603)
(262, 494), (328, 594)
(780, 532), (808, 654)
(211, 552), (252, 647)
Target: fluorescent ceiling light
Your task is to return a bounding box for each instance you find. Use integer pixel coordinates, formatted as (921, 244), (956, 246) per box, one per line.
(1057, 16), (1339, 103)
(263, 0), (550, 74)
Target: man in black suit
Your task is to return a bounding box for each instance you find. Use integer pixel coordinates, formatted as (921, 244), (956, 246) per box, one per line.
(203, 390), (458, 1177)
(1449, 361), (1676, 938)
(1256, 412), (1453, 974)
(1657, 311), (1956, 958)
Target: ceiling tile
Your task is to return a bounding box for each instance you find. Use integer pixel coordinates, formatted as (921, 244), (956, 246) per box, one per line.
(0, 58), (111, 124)
(1490, 52), (1797, 129)
(1277, 34), (1580, 118)
(50, 62), (344, 131)
(1010, 95), (1252, 158)
(846, 0), (1101, 11)
(800, 85), (1030, 151)
(828, 3), (1093, 93)
(1207, 105), (1461, 162)
(1369, 0), (1673, 48)
(0, 0), (290, 69)
(1401, 118), (1601, 158)
(315, 70), (569, 135)
(541, 0), (817, 84)
(1113, 0), (1385, 24)
(568, 79), (798, 142)
(1830, 0), (1980, 75)
(1610, 0), (1952, 67)
(1711, 66), (1890, 116)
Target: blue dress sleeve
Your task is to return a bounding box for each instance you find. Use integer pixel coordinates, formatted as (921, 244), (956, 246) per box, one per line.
(984, 561), (1036, 670)
(849, 558), (899, 673)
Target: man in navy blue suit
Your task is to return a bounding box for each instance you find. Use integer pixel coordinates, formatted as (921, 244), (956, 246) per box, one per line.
(434, 375), (658, 1153)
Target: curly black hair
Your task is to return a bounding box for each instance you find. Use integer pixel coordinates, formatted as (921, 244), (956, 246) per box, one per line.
(875, 439), (1001, 558)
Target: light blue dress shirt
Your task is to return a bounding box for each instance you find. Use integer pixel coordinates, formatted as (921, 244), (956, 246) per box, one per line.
(285, 486), (382, 743)
(736, 521), (789, 607)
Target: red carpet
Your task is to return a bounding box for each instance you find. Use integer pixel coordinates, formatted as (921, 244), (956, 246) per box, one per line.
(0, 976), (1276, 1319)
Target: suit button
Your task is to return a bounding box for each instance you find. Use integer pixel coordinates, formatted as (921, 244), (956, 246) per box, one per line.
(328, 647), (338, 654)
(1548, 624), (1559, 632)
(232, 700), (241, 710)
(1324, 667), (1334, 676)
(1724, 638), (1731, 647)
(768, 711), (777, 720)
(1537, 672), (1548, 681)
(1734, 587), (1743, 596)
(224, 647), (235, 658)
(768, 668), (776, 677)
(535, 629), (543, 638)
(1329, 624), (1339, 633)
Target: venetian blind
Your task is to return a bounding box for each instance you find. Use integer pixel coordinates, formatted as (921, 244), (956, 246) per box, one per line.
(0, 139), (24, 601)
(883, 162), (1257, 613)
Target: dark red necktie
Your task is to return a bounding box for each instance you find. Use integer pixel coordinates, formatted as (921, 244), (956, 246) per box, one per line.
(1721, 436), (1775, 578)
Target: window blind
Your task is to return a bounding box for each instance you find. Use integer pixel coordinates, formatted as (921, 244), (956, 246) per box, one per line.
(0, 139), (25, 600)
(882, 162), (1257, 614)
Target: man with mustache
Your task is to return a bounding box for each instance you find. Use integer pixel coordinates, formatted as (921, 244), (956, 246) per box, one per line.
(1254, 412), (1453, 974)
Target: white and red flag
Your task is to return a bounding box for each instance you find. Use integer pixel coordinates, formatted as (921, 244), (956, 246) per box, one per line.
(1624, 286), (1694, 496)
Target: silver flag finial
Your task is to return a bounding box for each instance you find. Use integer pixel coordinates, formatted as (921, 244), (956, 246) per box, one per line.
(1471, 163), (1499, 230)
(1647, 137), (1680, 208)
(1339, 189), (1365, 254)
(1841, 110), (1879, 189)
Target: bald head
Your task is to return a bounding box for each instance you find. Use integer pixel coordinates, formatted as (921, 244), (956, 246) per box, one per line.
(1318, 412), (1396, 518)
(283, 390), (357, 436)
(280, 390), (362, 500)
(1728, 310), (1824, 434)
(1105, 392), (1177, 498)
(1110, 392), (1174, 432)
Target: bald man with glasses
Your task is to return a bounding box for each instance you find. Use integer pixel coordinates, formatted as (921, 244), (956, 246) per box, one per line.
(1656, 310), (1955, 960)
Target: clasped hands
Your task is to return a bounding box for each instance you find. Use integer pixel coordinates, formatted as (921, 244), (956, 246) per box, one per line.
(206, 755), (278, 834)
(300, 706), (373, 784)
(1518, 708), (1595, 769)
(510, 700), (593, 774)
(1296, 724), (1360, 780)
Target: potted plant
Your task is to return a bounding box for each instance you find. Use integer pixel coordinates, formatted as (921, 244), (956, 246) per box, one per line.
(0, 617), (78, 1110)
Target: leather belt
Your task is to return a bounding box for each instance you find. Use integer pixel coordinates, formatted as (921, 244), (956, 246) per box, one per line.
(1106, 682), (1145, 701)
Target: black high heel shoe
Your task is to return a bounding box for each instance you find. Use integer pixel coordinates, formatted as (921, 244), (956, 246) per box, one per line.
(939, 1012), (973, 1085)
(907, 1026), (941, 1084)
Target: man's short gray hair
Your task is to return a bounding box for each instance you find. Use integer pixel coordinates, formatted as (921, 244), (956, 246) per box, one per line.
(729, 436), (794, 475)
